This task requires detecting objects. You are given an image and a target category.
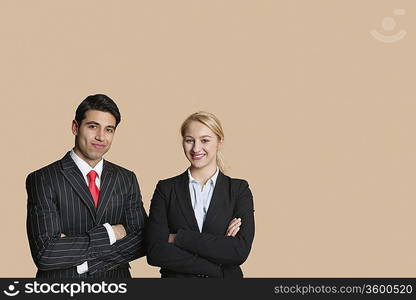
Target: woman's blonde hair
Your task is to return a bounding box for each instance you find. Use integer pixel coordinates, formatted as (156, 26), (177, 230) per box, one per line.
(180, 111), (226, 173)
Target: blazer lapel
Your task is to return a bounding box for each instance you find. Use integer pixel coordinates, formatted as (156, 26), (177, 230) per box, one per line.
(202, 171), (229, 233)
(60, 152), (96, 222)
(96, 160), (118, 225)
(175, 171), (200, 231)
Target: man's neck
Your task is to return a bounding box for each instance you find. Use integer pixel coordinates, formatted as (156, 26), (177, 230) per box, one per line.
(73, 148), (100, 168)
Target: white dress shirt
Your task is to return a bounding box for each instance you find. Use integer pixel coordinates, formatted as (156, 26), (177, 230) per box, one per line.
(69, 150), (116, 274)
(188, 167), (219, 232)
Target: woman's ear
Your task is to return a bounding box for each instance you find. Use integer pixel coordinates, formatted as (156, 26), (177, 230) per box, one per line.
(218, 138), (224, 150)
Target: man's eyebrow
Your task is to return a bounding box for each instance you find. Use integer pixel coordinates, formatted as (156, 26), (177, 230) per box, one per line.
(85, 121), (100, 125)
(84, 121), (116, 129)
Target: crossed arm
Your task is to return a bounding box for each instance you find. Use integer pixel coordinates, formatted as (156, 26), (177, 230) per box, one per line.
(168, 217), (241, 242)
(26, 171), (147, 275)
(146, 180), (255, 277)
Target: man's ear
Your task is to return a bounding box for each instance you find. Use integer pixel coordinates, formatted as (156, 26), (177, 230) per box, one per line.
(71, 120), (79, 136)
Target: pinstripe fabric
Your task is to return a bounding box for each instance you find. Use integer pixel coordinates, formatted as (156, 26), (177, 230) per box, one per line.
(26, 152), (148, 278)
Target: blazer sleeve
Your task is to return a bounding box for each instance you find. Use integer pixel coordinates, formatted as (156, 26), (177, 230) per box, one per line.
(146, 181), (223, 278)
(87, 172), (148, 275)
(174, 180), (255, 266)
(26, 171), (114, 272)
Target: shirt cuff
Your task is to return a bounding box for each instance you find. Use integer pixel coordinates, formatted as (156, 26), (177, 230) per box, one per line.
(103, 223), (116, 245)
(77, 261), (88, 274)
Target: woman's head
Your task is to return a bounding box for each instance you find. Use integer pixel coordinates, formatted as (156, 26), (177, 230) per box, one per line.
(180, 111), (225, 173)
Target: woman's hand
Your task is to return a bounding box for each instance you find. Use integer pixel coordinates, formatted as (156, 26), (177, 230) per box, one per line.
(168, 233), (176, 243)
(167, 217), (241, 243)
(226, 218), (241, 237)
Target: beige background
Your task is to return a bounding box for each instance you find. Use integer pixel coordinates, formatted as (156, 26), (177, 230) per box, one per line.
(0, 0), (415, 277)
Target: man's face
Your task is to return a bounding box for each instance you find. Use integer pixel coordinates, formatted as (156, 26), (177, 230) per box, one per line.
(72, 110), (117, 167)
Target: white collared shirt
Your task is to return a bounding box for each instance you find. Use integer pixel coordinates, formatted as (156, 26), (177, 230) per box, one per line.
(70, 149), (103, 189)
(188, 167), (219, 232)
(69, 149), (116, 274)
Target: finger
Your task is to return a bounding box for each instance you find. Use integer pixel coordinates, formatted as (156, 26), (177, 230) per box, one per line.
(228, 219), (241, 232)
(227, 218), (241, 230)
(229, 220), (241, 231)
(232, 218), (242, 227)
(227, 223), (241, 236)
(226, 225), (236, 236)
(226, 221), (241, 236)
(227, 218), (238, 228)
(230, 226), (240, 237)
(228, 222), (241, 234)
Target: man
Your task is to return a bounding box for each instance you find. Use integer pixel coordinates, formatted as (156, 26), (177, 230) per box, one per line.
(26, 94), (147, 278)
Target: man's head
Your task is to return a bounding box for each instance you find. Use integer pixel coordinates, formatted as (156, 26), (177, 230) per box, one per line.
(72, 94), (121, 167)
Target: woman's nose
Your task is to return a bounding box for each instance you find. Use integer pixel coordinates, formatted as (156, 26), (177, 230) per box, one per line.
(192, 141), (202, 152)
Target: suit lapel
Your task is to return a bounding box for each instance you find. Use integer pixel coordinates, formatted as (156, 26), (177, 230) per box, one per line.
(96, 160), (118, 224)
(175, 171), (200, 231)
(202, 171), (228, 233)
(60, 152), (97, 222)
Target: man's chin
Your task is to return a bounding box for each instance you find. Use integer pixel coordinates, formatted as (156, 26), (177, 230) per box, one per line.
(91, 148), (108, 156)
(87, 152), (106, 162)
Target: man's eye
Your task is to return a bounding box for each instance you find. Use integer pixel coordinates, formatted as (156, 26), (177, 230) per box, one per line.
(89, 125), (97, 129)
(107, 128), (114, 133)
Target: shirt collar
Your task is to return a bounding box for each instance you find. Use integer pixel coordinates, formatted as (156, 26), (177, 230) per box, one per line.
(70, 149), (103, 179)
(188, 167), (220, 186)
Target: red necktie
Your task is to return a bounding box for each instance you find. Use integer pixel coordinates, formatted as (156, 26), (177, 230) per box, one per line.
(87, 170), (100, 208)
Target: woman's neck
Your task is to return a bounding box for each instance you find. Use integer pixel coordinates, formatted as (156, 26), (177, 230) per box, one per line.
(189, 165), (218, 185)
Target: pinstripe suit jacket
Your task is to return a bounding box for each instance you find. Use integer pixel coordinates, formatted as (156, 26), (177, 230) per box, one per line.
(26, 152), (148, 278)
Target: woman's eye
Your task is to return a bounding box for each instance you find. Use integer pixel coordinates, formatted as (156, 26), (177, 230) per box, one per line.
(201, 139), (210, 143)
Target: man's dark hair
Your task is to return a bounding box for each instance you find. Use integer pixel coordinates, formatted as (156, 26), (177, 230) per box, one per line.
(75, 94), (121, 127)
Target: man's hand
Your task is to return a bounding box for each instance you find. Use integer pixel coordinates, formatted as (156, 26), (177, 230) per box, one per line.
(168, 234), (176, 243)
(226, 218), (241, 237)
(112, 224), (127, 240)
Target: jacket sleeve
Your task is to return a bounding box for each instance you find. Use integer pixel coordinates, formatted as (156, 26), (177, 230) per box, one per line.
(87, 172), (148, 275)
(26, 171), (113, 272)
(26, 170), (147, 274)
(174, 180), (255, 266)
(146, 181), (223, 278)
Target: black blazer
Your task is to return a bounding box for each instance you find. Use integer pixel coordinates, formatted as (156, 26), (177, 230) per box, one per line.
(146, 170), (255, 278)
(26, 152), (148, 278)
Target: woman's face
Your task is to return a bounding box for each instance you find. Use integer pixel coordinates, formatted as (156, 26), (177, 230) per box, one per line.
(182, 121), (222, 171)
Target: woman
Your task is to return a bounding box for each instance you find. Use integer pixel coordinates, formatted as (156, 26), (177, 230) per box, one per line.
(146, 111), (255, 278)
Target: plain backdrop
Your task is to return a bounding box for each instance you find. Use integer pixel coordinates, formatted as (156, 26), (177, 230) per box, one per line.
(0, 0), (415, 277)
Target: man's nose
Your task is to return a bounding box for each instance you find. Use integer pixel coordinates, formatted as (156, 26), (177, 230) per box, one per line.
(95, 129), (105, 141)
